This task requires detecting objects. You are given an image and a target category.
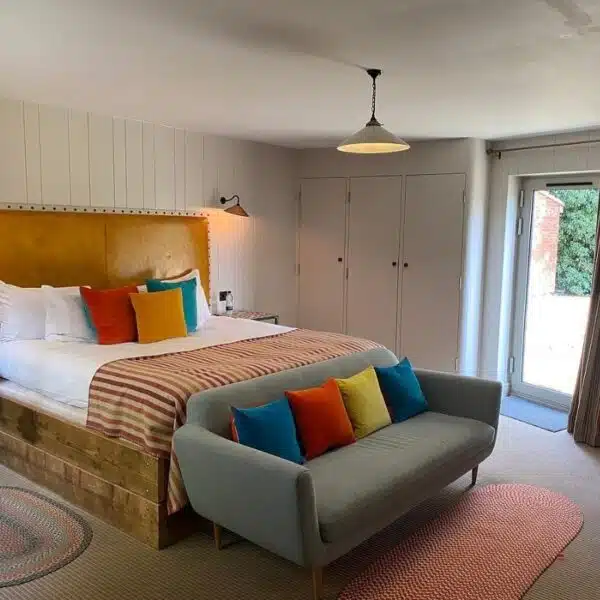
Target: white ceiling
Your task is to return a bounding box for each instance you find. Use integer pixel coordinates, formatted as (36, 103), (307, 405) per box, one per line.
(1, 0), (600, 147)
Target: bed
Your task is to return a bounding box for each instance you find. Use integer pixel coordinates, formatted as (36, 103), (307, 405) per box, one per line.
(0, 210), (380, 548)
(0, 210), (213, 548)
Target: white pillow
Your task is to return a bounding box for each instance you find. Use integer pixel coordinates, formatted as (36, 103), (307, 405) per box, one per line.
(0, 281), (9, 338)
(0, 283), (47, 342)
(163, 269), (211, 328)
(43, 285), (95, 343)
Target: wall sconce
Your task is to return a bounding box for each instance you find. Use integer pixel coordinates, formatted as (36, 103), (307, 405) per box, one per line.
(220, 194), (249, 217)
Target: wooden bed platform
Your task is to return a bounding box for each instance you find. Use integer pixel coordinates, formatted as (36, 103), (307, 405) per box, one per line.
(0, 210), (210, 548)
(0, 394), (196, 548)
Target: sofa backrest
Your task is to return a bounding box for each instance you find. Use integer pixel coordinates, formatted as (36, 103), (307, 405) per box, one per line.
(186, 347), (398, 437)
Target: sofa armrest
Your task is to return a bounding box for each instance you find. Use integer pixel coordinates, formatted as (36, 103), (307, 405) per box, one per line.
(173, 424), (322, 566)
(414, 370), (502, 432)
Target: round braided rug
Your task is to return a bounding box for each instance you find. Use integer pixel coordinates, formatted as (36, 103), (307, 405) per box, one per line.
(338, 484), (583, 600)
(0, 487), (93, 587)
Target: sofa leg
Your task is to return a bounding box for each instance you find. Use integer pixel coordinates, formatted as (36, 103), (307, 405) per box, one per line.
(471, 466), (479, 487)
(213, 522), (223, 551)
(311, 567), (323, 600)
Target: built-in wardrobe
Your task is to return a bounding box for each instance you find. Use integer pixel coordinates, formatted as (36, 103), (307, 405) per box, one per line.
(296, 138), (488, 375)
(298, 174), (465, 373)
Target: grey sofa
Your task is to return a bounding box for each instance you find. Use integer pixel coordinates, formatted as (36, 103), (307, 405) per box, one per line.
(174, 348), (501, 599)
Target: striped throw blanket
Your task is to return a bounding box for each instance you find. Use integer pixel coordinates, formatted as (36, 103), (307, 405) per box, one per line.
(86, 329), (382, 513)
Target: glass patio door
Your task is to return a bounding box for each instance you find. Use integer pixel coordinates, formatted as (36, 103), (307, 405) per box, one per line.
(511, 176), (600, 410)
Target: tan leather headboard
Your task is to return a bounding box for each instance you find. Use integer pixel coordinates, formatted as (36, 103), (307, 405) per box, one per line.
(0, 211), (210, 295)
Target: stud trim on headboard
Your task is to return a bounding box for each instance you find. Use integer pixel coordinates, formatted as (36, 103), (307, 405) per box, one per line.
(205, 215), (213, 303)
(0, 203), (210, 218)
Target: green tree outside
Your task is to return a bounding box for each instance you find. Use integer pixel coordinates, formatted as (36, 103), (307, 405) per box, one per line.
(553, 188), (600, 296)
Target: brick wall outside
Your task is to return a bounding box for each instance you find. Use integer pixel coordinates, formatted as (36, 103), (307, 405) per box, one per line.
(529, 190), (564, 296)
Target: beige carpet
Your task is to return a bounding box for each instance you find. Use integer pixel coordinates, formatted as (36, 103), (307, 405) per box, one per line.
(1, 416), (599, 600)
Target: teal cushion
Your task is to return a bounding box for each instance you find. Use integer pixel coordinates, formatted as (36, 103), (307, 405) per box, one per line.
(81, 297), (97, 338)
(146, 277), (198, 333)
(374, 358), (428, 422)
(232, 399), (304, 464)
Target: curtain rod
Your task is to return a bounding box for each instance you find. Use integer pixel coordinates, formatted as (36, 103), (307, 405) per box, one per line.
(487, 138), (600, 159)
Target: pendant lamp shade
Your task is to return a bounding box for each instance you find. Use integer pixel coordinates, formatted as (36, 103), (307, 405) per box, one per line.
(337, 69), (410, 155)
(337, 121), (410, 154)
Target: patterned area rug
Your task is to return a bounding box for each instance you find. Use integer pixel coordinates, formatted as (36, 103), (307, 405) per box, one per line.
(0, 487), (92, 587)
(339, 484), (583, 600)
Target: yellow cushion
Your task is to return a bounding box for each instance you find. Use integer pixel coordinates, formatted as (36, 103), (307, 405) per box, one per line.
(335, 366), (391, 439)
(129, 289), (187, 344)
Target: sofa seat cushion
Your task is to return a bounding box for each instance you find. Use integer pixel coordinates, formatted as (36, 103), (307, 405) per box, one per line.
(306, 411), (495, 543)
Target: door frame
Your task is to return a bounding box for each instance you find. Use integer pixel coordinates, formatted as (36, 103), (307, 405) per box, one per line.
(510, 174), (600, 410)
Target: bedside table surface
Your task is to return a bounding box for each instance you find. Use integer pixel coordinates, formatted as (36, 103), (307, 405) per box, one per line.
(227, 310), (279, 322)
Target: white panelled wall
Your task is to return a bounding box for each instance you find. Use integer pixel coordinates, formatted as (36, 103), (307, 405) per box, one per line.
(0, 97), (299, 325)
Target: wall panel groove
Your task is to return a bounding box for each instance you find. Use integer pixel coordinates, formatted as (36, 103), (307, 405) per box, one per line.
(89, 114), (115, 207)
(23, 102), (42, 205)
(142, 122), (155, 209)
(113, 118), (127, 208)
(0, 99), (27, 205)
(22, 101), (29, 203)
(125, 119), (143, 209)
(66, 111), (72, 205)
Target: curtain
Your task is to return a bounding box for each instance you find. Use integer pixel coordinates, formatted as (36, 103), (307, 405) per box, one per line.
(568, 217), (600, 446)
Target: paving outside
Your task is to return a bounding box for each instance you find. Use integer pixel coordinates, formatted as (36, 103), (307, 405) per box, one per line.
(523, 294), (589, 396)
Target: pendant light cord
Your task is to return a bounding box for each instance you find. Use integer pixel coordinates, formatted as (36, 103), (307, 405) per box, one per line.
(366, 68), (382, 125)
(371, 75), (377, 119)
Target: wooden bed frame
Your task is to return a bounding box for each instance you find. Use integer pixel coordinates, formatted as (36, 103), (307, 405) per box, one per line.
(0, 210), (210, 548)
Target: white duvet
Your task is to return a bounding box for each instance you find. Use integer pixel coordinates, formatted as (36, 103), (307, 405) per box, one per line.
(0, 316), (292, 410)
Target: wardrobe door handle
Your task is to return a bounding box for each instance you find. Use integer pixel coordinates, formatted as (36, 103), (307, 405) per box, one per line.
(337, 257), (343, 263)
(392, 261), (398, 267)
(404, 262), (409, 268)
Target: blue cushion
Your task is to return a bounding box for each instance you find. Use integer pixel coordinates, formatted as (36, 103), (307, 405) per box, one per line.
(146, 278), (198, 333)
(375, 358), (428, 422)
(232, 399), (304, 464)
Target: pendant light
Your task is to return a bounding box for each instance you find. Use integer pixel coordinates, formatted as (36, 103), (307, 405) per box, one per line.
(337, 69), (410, 154)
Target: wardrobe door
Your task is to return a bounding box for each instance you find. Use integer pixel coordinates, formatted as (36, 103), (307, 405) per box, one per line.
(400, 174), (465, 372)
(346, 176), (402, 351)
(298, 178), (347, 333)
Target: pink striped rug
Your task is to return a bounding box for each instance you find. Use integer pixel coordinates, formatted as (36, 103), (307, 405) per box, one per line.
(338, 484), (583, 600)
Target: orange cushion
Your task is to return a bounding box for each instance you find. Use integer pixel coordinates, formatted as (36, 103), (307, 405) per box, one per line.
(129, 289), (187, 344)
(230, 414), (239, 442)
(285, 379), (355, 460)
(80, 285), (139, 345)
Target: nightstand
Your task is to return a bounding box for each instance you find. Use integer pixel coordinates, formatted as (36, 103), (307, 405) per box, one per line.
(225, 310), (279, 324)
